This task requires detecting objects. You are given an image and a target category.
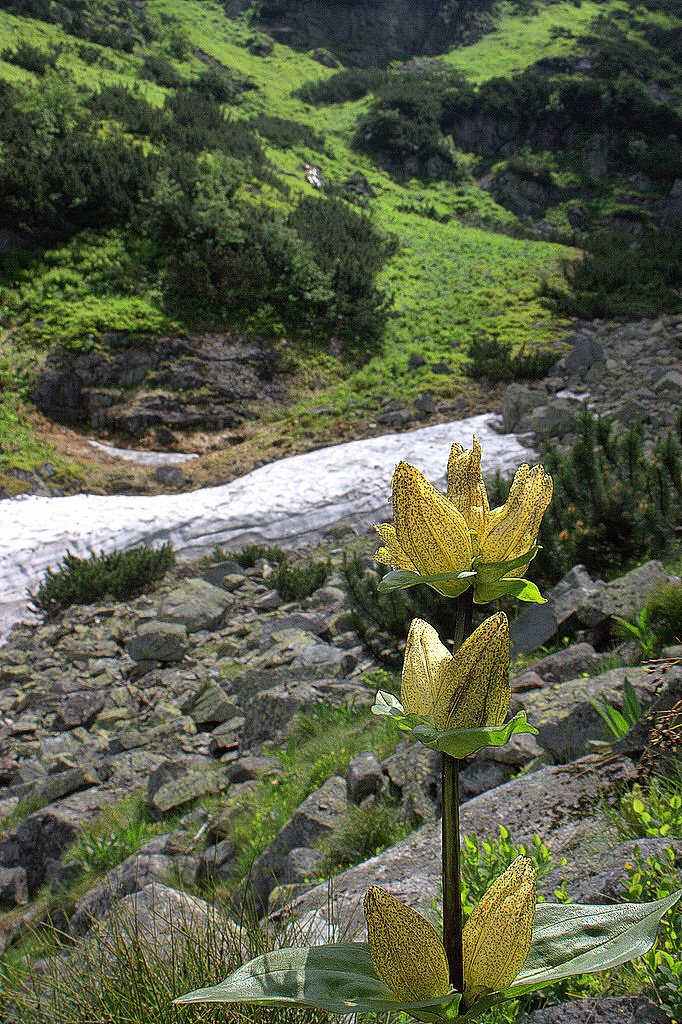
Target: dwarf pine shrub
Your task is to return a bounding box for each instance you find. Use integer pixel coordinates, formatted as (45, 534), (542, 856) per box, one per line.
(272, 558), (330, 601)
(492, 410), (682, 586)
(28, 543), (175, 618)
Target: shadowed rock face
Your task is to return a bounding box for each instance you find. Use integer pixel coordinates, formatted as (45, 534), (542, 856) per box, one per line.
(257, 0), (494, 65)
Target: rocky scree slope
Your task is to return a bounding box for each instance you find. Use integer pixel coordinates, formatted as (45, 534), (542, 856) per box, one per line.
(0, 543), (680, 999)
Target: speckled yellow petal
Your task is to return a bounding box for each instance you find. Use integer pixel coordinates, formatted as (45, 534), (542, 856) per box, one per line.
(463, 857), (536, 996)
(401, 618), (453, 718)
(435, 612), (510, 730)
(364, 886), (450, 1001)
(481, 465), (553, 564)
(373, 523), (417, 572)
(393, 462), (473, 577)
(446, 436), (489, 535)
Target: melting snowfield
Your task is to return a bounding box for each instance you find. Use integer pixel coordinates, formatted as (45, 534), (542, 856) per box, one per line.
(0, 414), (536, 642)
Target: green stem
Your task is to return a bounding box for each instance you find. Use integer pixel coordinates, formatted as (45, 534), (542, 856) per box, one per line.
(442, 589), (474, 991)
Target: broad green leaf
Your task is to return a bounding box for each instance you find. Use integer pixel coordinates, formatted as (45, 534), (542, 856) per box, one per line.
(413, 712), (538, 759)
(175, 942), (463, 1020)
(474, 577), (545, 605)
(507, 891), (682, 995)
(372, 695), (537, 758)
(377, 569), (476, 594)
(474, 545), (540, 583)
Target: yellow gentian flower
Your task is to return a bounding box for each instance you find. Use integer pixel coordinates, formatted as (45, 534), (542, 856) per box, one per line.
(375, 435), (552, 599)
(402, 613), (510, 731)
(363, 859), (536, 1004)
(364, 886), (450, 1001)
(462, 856), (537, 1000)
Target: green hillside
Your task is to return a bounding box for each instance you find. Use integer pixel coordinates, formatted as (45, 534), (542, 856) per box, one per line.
(0, 0), (680, 495)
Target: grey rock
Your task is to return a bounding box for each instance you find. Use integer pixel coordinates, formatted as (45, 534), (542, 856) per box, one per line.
(521, 398), (582, 441)
(275, 756), (636, 940)
(520, 666), (658, 761)
(408, 353), (426, 370)
(33, 370), (87, 425)
(347, 752), (384, 804)
(259, 613), (330, 648)
(127, 620), (187, 663)
(28, 766), (101, 807)
(241, 683), (317, 745)
(200, 840), (237, 880)
(250, 776), (348, 910)
(511, 565), (598, 655)
(52, 692), (106, 731)
(225, 755), (281, 784)
(202, 560), (245, 589)
(0, 789), (112, 894)
(0, 865), (28, 907)
(209, 716), (244, 756)
(153, 466), (185, 488)
(69, 853), (183, 935)
(459, 760), (512, 801)
(414, 393), (435, 416)
(525, 643), (605, 683)
(563, 335), (605, 374)
(501, 384), (545, 432)
(291, 643), (357, 675)
(381, 741), (441, 825)
(158, 579), (233, 633)
(561, 838), (682, 905)
(189, 682), (240, 728)
(519, 996), (670, 1024)
(253, 589), (283, 610)
(74, 883), (232, 965)
(147, 760), (229, 817)
(285, 847), (324, 884)
(576, 560), (674, 633)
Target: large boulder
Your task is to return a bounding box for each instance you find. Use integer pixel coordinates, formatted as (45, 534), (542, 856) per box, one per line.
(33, 370), (87, 425)
(519, 996), (670, 1024)
(519, 665), (661, 761)
(250, 776), (348, 911)
(157, 579), (233, 633)
(274, 755), (635, 940)
(127, 621), (187, 663)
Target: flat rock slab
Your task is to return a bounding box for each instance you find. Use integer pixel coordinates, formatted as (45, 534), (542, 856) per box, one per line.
(519, 665), (660, 761)
(0, 414), (535, 641)
(519, 996), (671, 1024)
(281, 755), (636, 941)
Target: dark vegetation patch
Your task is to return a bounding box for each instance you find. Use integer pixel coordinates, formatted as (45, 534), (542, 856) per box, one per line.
(293, 67), (388, 105)
(249, 114), (324, 150)
(547, 228), (682, 320)
(0, 0), (156, 52)
(531, 411), (682, 586)
(0, 40), (60, 73)
(0, 65), (394, 359)
(28, 543), (176, 618)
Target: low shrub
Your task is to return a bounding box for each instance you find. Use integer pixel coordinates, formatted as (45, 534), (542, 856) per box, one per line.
(0, 42), (58, 74)
(527, 410), (682, 585)
(294, 68), (387, 105)
(231, 543), (287, 568)
(465, 336), (558, 383)
(272, 558), (330, 601)
(28, 543), (175, 618)
(250, 115), (324, 150)
(646, 581), (682, 645)
(549, 228), (682, 320)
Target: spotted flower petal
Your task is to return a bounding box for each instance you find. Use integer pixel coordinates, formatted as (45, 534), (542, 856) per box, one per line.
(462, 856), (537, 999)
(364, 886), (450, 1001)
(393, 462), (474, 584)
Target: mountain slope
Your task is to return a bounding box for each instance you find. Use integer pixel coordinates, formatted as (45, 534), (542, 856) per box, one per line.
(0, 0), (679, 496)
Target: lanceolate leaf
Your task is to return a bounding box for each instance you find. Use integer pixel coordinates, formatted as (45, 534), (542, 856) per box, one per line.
(509, 891), (682, 994)
(174, 942), (463, 1020)
(473, 545), (540, 584)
